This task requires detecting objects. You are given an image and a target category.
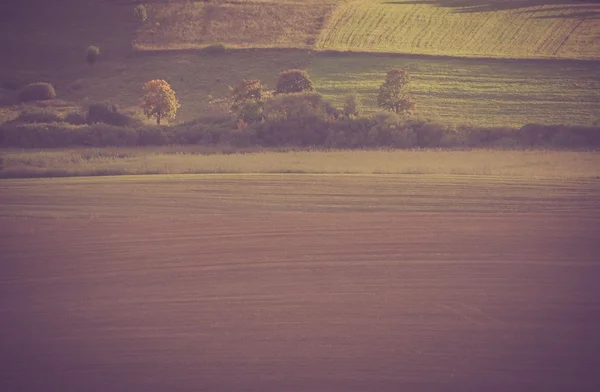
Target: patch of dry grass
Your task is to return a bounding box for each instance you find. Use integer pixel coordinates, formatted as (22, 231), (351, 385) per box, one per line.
(135, 0), (339, 51)
(2, 148), (599, 179)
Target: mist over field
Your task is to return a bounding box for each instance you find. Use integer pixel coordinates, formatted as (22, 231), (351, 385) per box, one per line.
(1, 1), (599, 391)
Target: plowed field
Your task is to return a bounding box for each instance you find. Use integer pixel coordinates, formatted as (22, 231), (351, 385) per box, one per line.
(1, 175), (600, 391)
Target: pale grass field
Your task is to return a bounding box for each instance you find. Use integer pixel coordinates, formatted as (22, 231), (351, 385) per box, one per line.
(134, 0), (340, 51)
(317, 0), (600, 60)
(2, 148), (599, 179)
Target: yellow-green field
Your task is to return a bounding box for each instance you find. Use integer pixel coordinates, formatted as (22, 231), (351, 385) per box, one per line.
(3, 50), (599, 127)
(317, 0), (600, 60)
(134, 0), (600, 60)
(2, 148), (599, 179)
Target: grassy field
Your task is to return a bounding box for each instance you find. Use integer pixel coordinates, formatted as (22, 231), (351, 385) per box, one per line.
(2, 50), (599, 127)
(2, 148), (599, 179)
(317, 0), (600, 60)
(2, 174), (599, 391)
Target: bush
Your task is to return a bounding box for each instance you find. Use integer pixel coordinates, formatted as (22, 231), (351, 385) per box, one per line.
(0, 122), (86, 148)
(229, 79), (270, 123)
(18, 83), (56, 102)
(137, 126), (171, 146)
(86, 123), (138, 147)
(12, 109), (63, 124)
(133, 4), (147, 22)
(202, 43), (228, 54)
(275, 69), (314, 94)
(263, 91), (338, 122)
(367, 112), (416, 148)
(64, 112), (87, 125)
(256, 92), (340, 146)
(408, 119), (450, 147)
(85, 102), (130, 126)
(87, 102), (137, 126)
(86, 46), (100, 66)
(343, 94), (360, 118)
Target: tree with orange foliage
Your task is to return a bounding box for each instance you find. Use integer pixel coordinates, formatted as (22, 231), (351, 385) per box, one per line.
(140, 80), (180, 125)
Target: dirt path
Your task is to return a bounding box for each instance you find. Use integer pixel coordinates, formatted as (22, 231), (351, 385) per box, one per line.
(1, 175), (599, 391)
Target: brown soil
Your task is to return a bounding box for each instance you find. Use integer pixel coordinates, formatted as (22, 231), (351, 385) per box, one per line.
(1, 175), (599, 391)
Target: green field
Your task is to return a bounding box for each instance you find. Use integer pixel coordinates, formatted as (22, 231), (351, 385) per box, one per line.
(318, 0), (600, 60)
(2, 148), (599, 179)
(2, 50), (599, 127)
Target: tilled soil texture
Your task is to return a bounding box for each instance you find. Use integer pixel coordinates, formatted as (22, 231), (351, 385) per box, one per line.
(1, 174), (599, 392)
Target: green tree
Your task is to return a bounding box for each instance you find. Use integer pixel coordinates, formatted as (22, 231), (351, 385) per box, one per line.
(377, 68), (415, 114)
(229, 79), (270, 123)
(275, 69), (314, 94)
(86, 46), (100, 66)
(140, 80), (180, 125)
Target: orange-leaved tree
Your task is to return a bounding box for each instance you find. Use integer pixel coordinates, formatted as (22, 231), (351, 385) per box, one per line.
(140, 79), (180, 125)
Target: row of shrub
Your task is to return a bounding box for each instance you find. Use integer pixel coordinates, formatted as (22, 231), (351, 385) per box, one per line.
(6, 102), (144, 127)
(1, 91), (598, 149)
(1, 113), (598, 149)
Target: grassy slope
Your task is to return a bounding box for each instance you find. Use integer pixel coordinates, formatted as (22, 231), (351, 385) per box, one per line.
(317, 0), (600, 60)
(2, 148), (599, 179)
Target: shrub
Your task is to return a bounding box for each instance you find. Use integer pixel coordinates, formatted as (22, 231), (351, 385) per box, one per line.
(202, 43), (228, 54)
(12, 109), (63, 124)
(409, 120), (450, 147)
(229, 79), (270, 123)
(138, 126), (171, 146)
(87, 102), (135, 126)
(263, 91), (338, 122)
(86, 123), (138, 147)
(18, 82), (56, 102)
(133, 4), (147, 22)
(366, 112), (417, 148)
(140, 79), (180, 125)
(275, 69), (314, 94)
(343, 94), (360, 118)
(86, 46), (100, 66)
(0, 122), (85, 148)
(517, 123), (557, 147)
(257, 92), (339, 146)
(64, 111), (87, 125)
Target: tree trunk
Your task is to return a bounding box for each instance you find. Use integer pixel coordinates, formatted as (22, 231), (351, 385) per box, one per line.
(156, 114), (161, 125)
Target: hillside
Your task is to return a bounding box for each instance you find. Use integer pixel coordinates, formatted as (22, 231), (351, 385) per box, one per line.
(317, 0), (600, 60)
